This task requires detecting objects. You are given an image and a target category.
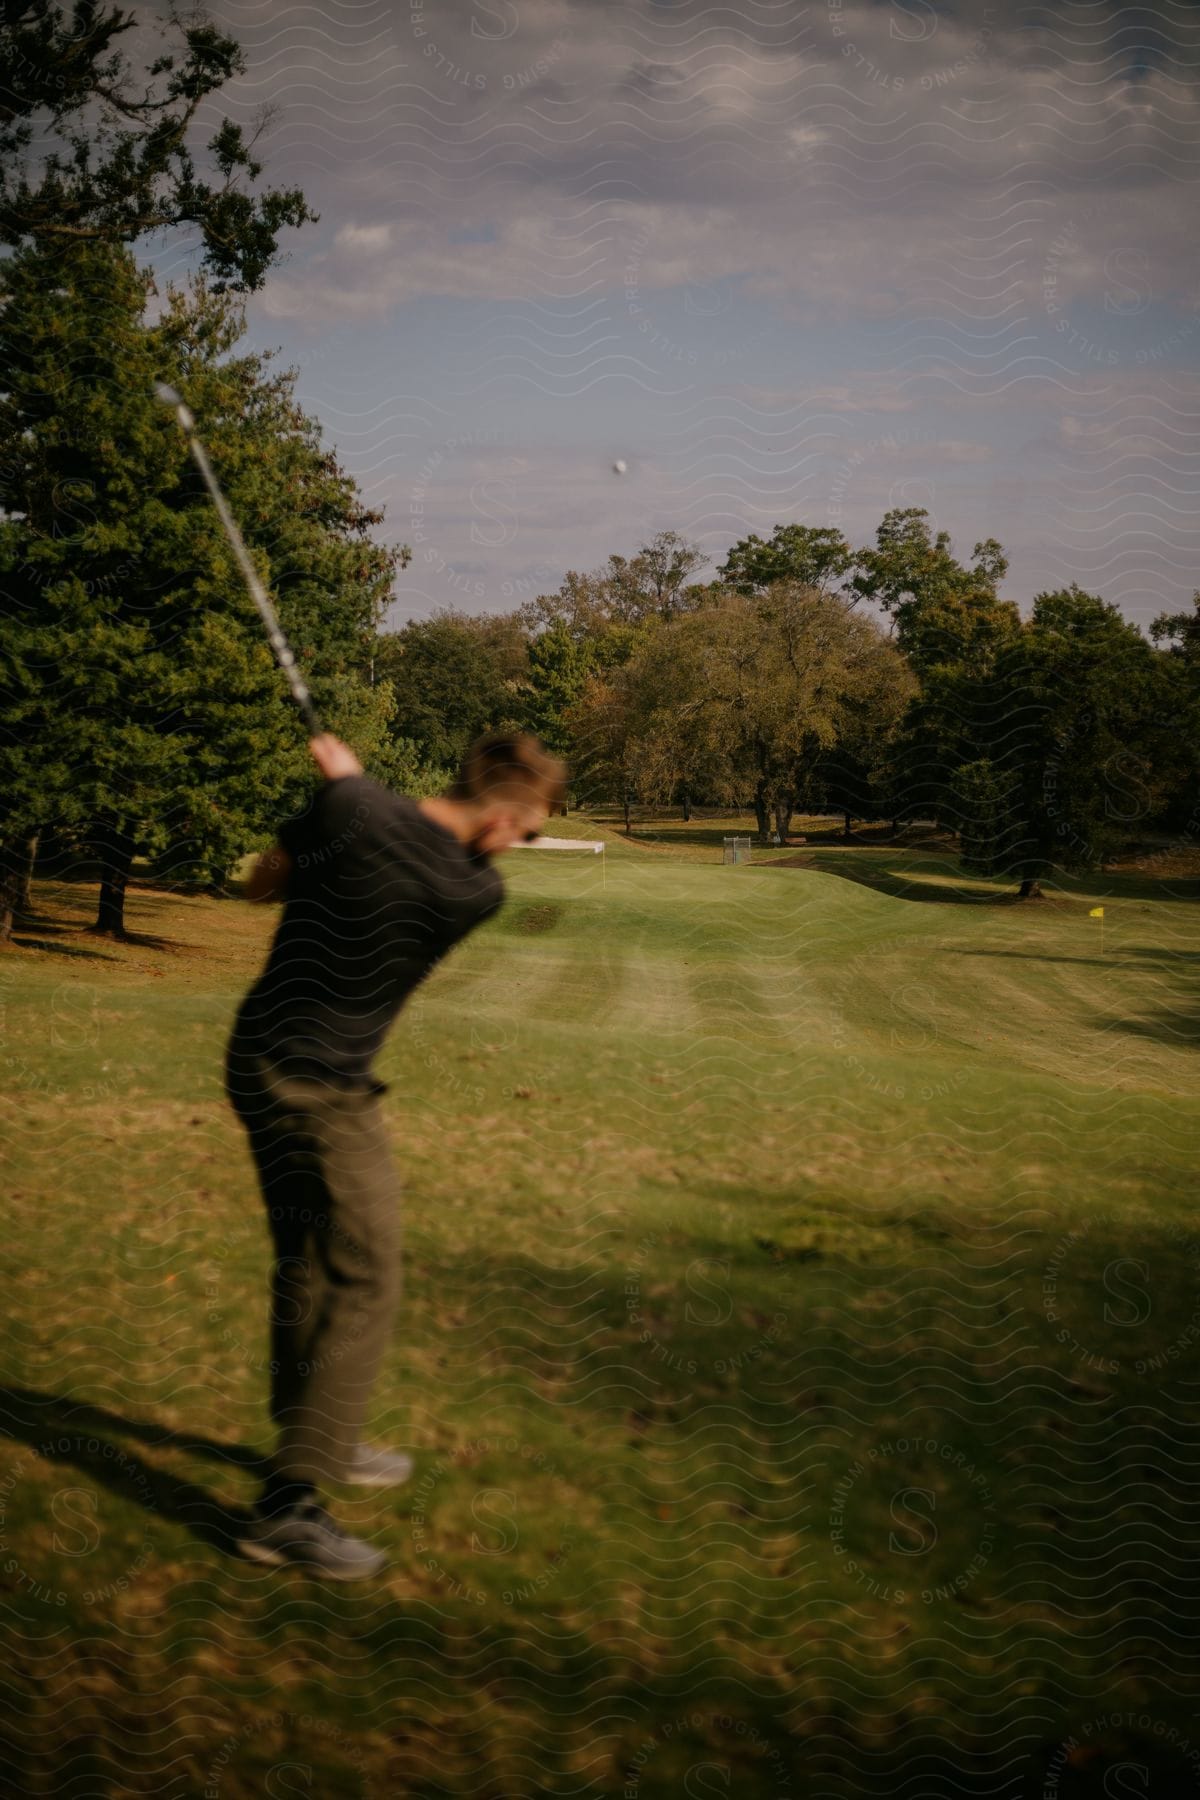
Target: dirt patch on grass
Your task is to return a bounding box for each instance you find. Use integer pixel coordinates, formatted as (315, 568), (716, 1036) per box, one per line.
(513, 902), (563, 933)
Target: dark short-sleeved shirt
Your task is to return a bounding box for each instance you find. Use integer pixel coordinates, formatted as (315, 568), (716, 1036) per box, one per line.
(232, 775), (505, 1091)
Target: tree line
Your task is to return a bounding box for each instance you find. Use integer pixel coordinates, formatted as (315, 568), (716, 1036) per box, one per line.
(1, 2), (1197, 939)
(373, 519), (1200, 902)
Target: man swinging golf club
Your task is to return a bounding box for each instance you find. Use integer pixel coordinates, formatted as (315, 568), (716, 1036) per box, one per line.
(225, 728), (567, 1578)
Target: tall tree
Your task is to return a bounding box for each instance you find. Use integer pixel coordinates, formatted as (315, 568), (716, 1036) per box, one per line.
(1, 0), (315, 289)
(577, 619), (733, 823)
(853, 506), (1009, 667)
(519, 530), (706, 645)
(0, 239), (402, 938)
(813, 649), (917, 835)
(525, 620), (596, 760)
(622, 528), (707, 619)
(471, 607), (534, 697)
(574, 583), (911, 842)
(732, 581), (914, 839)
(1150, 593), (1200, 838)
(862, 509), (1022, 829)
(373, 610), (517, 770)
(719, 523), (853, 599)
(955, 587), (1170, 897)
(565, 672), (641, 828)
(891, 596), (1024, 829)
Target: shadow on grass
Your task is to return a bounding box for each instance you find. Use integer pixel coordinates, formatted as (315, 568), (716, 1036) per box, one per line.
(13, 926), (190, 955)
(1109, 1015), (1200, 1048)
(945, 947), (1113, 967)
(943, 945), (1200, 1047)
(0, 1384), (265, 1554)
(10, 937), (118, 961)
(4, 1222), (1200, 1794)
(81, 926), (184, 951)
(773, 849), (1200, 909)
(780, 853), (1024, 905)
(946, 945), (1200, 967)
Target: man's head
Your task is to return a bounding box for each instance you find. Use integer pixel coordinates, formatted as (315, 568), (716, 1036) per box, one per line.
(446, 732), (568, 857)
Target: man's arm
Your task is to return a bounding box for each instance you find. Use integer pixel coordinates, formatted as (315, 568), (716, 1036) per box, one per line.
(309, 734), (364, 782)
(247, 737), (365, 901)
(245, 843), (293, 903)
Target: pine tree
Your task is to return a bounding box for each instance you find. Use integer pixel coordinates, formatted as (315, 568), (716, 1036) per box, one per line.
(0, 238), (404, 938)
(1, 1), (315, 290)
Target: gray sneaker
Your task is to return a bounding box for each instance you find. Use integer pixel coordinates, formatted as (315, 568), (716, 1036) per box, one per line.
(238, 1498), (387, 1580)
(341, 1442), (415, 1489)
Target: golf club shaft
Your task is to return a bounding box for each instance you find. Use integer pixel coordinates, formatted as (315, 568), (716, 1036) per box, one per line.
(156, 386), (323, 736)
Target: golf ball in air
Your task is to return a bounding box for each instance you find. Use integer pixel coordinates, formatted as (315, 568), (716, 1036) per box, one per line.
(612, 459), (627, 475)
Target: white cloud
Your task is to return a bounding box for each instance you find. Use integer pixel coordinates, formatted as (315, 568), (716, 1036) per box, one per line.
(334, 223), (393, 253)
(200, 0), (1200, 612)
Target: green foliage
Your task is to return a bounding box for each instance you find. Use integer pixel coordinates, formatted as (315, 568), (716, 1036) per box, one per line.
(0, 236), (403, 918)
(814, 635), (918, 824)
(863, 511), (1024, 830)
(0, 0), (316, 289)
(1015, 585), (1172, 876)
(615, 528), (707, 619)
(1, 239), (171, 863)
(374, 611), (520, 771)
(954, 757), (1022, 874)
(363, 729), (454, 800)
(494, 532), (707, 780)
(1149, 593), (1200, 832)
(570, 581), (913, 832)
(718, 523), (853, 597)
(519, 530), (707, 642)
(936, 586), (1174, 884)
(1151, 591), (1200, 663)
(852, 506), (1012, 675)
(525, 620), (596, 757)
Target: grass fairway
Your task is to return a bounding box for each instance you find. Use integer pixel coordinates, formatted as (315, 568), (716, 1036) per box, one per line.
(1, 824), (1199, 1797)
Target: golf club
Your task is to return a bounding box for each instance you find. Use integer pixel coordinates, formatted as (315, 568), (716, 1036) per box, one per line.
(154, 381), (323, 736)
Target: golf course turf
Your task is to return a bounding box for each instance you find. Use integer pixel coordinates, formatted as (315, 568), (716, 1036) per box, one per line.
(1, 815), (1198, 1796)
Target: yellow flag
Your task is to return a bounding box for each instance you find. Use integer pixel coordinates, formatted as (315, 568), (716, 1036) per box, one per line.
(1089, 906), (1104, 918)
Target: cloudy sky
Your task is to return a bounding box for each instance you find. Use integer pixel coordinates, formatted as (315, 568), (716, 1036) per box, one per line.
(148, 0), (1200, 629)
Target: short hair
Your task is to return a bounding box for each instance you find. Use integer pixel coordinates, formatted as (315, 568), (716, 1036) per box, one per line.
(448, 732), (568, 809)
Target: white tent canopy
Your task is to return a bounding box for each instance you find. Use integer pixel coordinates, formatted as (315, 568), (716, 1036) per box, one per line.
(510, 836), (605, 852)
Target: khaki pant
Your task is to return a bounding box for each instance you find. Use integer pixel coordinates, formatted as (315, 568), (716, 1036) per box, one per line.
(224, 1039), (401, 1487)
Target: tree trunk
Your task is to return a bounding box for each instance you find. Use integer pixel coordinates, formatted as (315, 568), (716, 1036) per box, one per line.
(1018, 877), (1043, 899)
(87, 818), (136, 938)
(623, 793), (632, 836)
(844, 810), (853, 840)
(753, 785), (770, 842)
(774, 800), (792, 843)
(15, 831), (39, 918)
(681, 786), (691, 822)
(0, 840), (24, 944)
